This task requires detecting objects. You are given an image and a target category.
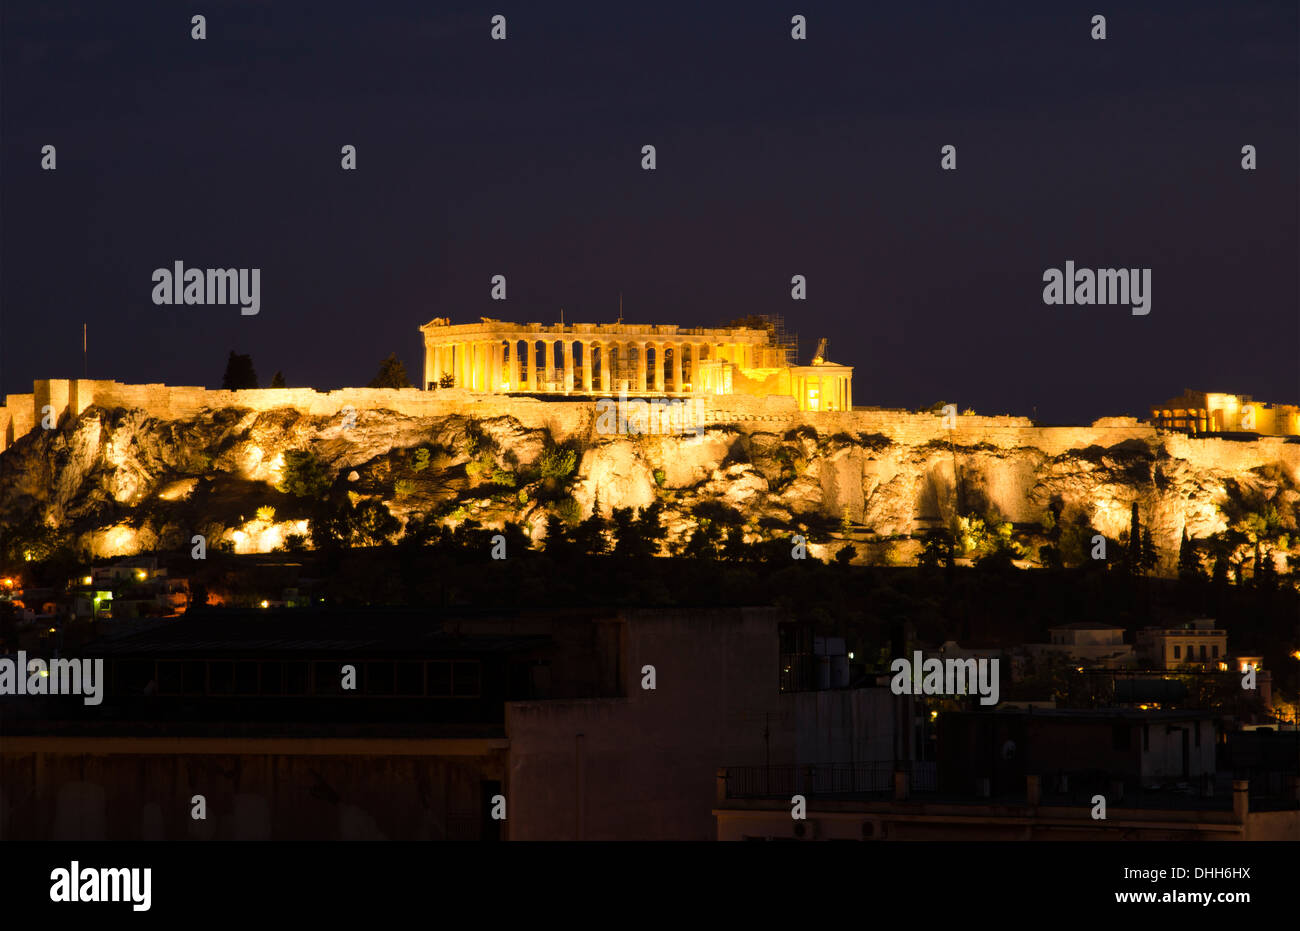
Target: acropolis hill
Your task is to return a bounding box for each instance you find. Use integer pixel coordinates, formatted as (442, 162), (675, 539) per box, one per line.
(0, 317), (1297, 577)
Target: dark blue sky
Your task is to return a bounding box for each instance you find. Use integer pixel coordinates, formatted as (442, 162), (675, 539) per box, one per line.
(3, 1), (1296, 423)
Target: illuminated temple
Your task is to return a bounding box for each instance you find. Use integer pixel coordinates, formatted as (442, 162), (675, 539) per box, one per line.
(418, 317), (854, 412)
(1151, 390), (1300, 437)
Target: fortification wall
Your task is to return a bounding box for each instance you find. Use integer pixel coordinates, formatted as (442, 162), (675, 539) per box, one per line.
(0, 380), (1294, 475)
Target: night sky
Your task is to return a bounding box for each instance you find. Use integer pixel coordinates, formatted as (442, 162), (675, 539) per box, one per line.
(2, 1), (1296, 424)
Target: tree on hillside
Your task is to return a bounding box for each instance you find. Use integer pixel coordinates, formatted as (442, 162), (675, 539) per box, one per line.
(1177, 529), (1207, 582)
(1139, 527), (1158, 575)
(368, 353), (412, 389)
(270, 371), (286, 388)
(222, 351), (259, 389)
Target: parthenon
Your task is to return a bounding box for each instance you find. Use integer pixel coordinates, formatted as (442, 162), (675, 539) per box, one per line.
(418, 317), (854, 412)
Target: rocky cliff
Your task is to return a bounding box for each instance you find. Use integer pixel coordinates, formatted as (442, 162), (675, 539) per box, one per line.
(1, 403), (1297, 578)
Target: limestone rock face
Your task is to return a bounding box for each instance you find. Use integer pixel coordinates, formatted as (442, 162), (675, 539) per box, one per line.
(0, 402), (1297, 576)
(572, 441), (657, 517)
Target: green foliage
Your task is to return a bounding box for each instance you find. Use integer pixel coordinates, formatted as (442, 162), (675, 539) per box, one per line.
(394, 479), (416, 496)
(255, 505), (276, 522)
(949, 514), (987, 556)
(572, 508), (611, 556)
(773, 445), (808, 490)
(950, 512), (1023, 563)
(539, 445), (577, 481)
(310, 497), (400, 549)
(550, 496), (582, 526)
(438, 373), (455, 388)
(412, 448), (431, 472)
(653, 469), (666, 487)
(277, 450), (331, 498)
(612, 501), (668, 558)
(543, 514), (575, 555)
(491, 469), (517, 487)
(351, 500), (401, 546)
(681, 519), (724, 560)
(465, 451), (496, 479)
(1058, 518), (1096, 567)
(0, 523), (65, 566)
(368, 352), (413, 389)
(917, 530), (954, 570)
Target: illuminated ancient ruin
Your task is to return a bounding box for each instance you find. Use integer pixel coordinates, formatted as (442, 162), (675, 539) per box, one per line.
(418, 317), (853, 413)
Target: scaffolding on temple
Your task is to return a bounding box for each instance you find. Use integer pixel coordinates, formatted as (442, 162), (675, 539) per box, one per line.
(745, 312), (798, 368)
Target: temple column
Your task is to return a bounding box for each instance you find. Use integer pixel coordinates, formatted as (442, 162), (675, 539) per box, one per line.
(636, 341), (647, 393)
(426, 344), (437, 389)
(563, 340), (574, 394)
(522, 339), (534, 390)
(508, 339), (520, 390)
(492, 342), (504, 392)
(582, 341), (594, 392)
(544, 339), (556, 392)
(671, 342), (682, 394)
(458, 342), (469, 389)
(653, 342), (665, 393)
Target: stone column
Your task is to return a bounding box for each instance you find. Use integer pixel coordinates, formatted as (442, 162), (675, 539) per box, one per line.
(426, 344), (438, 389)
(582, 341), (593, 392)
(671, 342), (682, 394)
(563, 340), (574, 394)
(544, 339), (556, 391)
(522, 339), (534, 390)
(458, 342), (469, 389)
(636, 341), (647, 393)
(491, 342), (503, 392)
(508, 339), (520, 390)
(653, 342), (665, 393)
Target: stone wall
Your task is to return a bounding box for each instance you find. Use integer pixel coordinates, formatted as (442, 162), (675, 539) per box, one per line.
(2, 380), (1296, 478)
